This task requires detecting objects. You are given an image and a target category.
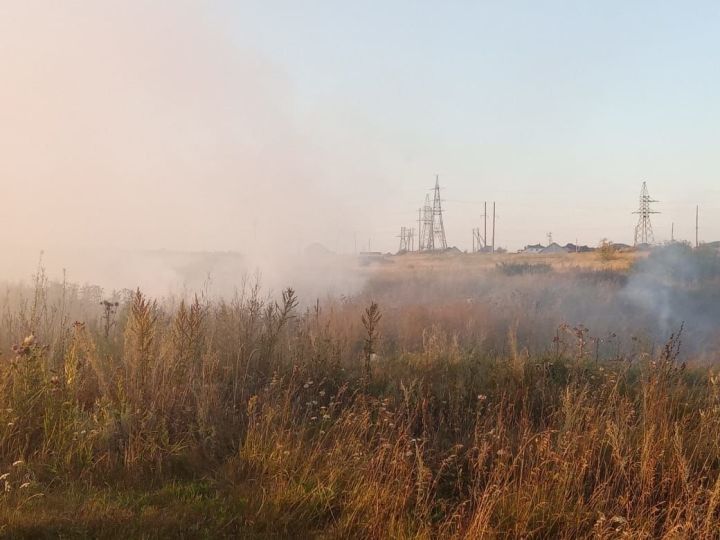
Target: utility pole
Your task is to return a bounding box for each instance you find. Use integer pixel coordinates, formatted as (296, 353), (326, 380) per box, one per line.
(492, 202), (496, 254)
(417, 208), (423, 251)
(472, 202), (489, 254)
(671, 222), (674, 243)
(484, 201), (487, 252)
(696, 205), (699, 248)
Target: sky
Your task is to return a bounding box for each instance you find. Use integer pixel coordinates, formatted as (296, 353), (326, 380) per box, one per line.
(1, 0), (719, 277)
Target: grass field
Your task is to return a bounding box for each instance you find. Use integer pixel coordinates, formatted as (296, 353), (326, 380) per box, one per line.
(0, 245), (719, 538)
(384, 249), (640, 272)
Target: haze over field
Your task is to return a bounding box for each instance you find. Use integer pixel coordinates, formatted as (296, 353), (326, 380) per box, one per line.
(2, 1), (720, 289)
(4, 4), (720, 538)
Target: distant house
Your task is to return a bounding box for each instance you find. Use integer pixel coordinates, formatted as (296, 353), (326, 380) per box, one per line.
(563, 243), (594, 253)
(521, 244), (545, 254)
(523, 242), (594, 254)
(540, 242), (567, 254)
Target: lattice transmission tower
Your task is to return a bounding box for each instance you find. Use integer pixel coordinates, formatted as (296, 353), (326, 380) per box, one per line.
(416, 176), (448, 251)
(397, 227), (415, 252)
(431, 175), (447, 250)
(472, 228), (484, 253)
(418, 194), (433, 251)
(633, 181), (659, 246)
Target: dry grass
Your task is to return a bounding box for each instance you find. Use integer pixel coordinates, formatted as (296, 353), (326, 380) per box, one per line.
(382, 250), (641, 275)
(0, 254), (718, 538)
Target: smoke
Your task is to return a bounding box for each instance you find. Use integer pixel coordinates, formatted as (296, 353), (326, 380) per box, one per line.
(355, 248), (720, 359)
(2, 3), (719, 345)
(0, 1), (359, 276)
(0, 245), (369, 307)
(3, 242), (719, 359)
(621, 244), (720, 353)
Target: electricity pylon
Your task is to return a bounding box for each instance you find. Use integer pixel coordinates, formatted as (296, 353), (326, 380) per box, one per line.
(633, 181), (659, 246)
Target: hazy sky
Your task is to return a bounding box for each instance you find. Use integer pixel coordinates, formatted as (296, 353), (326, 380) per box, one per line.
(1, 1), (719, 265)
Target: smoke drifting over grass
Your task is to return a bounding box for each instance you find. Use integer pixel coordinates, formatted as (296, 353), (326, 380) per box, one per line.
(1, 2), (719, 360)
(359, 248), (720, 359)
(3, 244), (719, 360)
(0, 247), (368, 307)
(622, 244), (720, 351)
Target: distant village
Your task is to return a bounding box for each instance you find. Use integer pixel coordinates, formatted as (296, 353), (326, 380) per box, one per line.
(382, 178), (717, 259)
(518, 241), (614, 255)
(516, 239), (720, 255)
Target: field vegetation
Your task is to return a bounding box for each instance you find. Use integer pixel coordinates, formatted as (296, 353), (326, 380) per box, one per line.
(0, 246), (719, 538)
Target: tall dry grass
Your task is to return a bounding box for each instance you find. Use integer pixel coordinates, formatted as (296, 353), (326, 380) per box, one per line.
(0, 264), (718, 537)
